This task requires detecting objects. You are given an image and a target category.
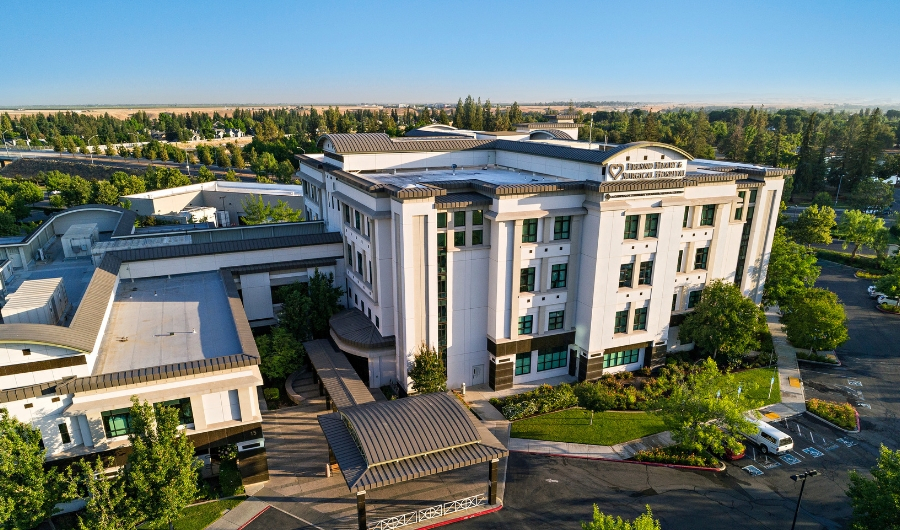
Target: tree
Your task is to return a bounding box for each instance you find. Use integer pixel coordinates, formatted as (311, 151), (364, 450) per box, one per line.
(231, 149), (245, 169)
(69, 457), (137, 530)
(224, 169), (240, 182)
(875, 273), (900, 302)
(255, 116), (281, 142)
(678, 279), (767, 367)
(251, 152), (278, 178)
(582, 504), (661, 530)
(255, 327), (304, 380)
(781, 288), (848, 353)
(61, 175), (92, 207)
(407, 342), (447, 394)
(792, 204), (836, 246)
(849, 178), (894, 213)
(838, 209), (885, 258)
(91, 180), (120, 205)
(240, 195), (301, 224)
(847, 445), (900, 530)
(277, 270), (344, 341)
(763, 227), (821, 307)
(643, 111), (660, 142)
(0, 409), (70, 530)
(270, 199), (303, 222)
(794, 112), (820, 192)
(276, 160), (295, 183)
(124, 397), (200, 530)
(653, 357), (759, 455)
(146, 167), (190, 190)
(195, 144), (213, 166)
(811, 192), (832, 207)
(111, 172), (146, 196)
(195, 165), (215, 183)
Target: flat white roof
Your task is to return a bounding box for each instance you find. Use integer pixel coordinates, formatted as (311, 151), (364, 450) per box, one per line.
(93, 272), (242, 373)
(62, 223), (97, 239)
(362, 166), (574, 188)
(3, 277), (64, 313)
(122, 180), (303, 200)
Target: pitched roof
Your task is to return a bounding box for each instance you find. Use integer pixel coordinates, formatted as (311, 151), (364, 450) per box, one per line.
(304, 339), (375, 410)
(318, 133), (491, 154)
(329, 309), (395, 350)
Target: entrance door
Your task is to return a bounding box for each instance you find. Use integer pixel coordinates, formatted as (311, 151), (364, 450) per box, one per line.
(472, 364), (485, 386)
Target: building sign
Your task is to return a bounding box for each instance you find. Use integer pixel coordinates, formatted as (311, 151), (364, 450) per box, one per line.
(607, 161), (685, 180)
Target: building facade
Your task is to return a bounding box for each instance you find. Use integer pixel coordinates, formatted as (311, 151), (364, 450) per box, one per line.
(297, 133), (790, 391)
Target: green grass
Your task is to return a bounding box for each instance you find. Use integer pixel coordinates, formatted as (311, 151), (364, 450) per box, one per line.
(511, 409), (666, 446)
(142, 497), (246, 530)
(732, 367), (781, 406)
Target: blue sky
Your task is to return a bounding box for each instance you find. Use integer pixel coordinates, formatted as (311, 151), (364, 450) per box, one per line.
(2, 0), (897, 106)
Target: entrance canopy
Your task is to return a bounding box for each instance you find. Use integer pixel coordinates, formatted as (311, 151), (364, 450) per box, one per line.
(319, 393), (508, 492)
(305, 339), (375, 409)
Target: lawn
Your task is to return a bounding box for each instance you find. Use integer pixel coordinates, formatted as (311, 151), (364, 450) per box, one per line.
(511, 409), (666, 446)
(732, 367), (780, 406)
(141, 497), (246, 530)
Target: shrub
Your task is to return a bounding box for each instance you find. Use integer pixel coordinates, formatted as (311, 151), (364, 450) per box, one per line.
(218, 460), (244, 496)
(490, 384), (577, 420)
(878, 302), (900, 314)
(856, 270), (884, 280)
(807, 398), (856, 430)
(796, 351), (839, 364)
(631, 445), (720, 467)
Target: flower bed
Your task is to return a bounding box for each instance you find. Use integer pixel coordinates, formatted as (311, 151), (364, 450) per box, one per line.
(796, 351), (840, 364)
(490, 384), (577, 421)
(631, 445), (721, 468)
(807, 398), (857, 430)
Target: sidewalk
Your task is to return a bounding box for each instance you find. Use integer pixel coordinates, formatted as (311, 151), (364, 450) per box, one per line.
(508, 430), (674, 460)
(205, 497), (269, 530)
(765, 306), (806, 415)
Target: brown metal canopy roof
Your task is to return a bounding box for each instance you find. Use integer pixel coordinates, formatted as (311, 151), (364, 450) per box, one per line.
(319, 393), (508, 492)
(329, 309), (395, 351)
(304, 339), (375, 409)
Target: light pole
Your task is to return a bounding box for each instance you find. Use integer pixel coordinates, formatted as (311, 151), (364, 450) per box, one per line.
(790, 470), (819, 530)
(85, 135), (99, 164)
(0, 128), (10, 157)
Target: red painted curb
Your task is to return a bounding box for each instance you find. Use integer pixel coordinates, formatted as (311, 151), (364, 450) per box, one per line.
(237, 505), (271, 530)
(416, 504), (503, 529)
(511, 450), (724, 472)
(855, 409), (861, 432)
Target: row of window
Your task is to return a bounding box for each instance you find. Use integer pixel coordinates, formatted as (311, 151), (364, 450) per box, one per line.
(614, 307), (648, 334)
(101, 398), (194, 438)
(624, 213), (659, 239)
(517, 309), (565, 335)
(683, 204), (717, 228)
(521, 216), (571, 243)
(604, 348), (641, 368)
(673, 289), (703, 311)
(520, 263), (567, 292)
(438, 210), (485, 228)
(514, 348), (568, 376)
(437, 230), (484, 247)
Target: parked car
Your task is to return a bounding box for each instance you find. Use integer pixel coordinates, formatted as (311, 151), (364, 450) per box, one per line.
(877, 295), (899, 307)
(869, 285), (886, 299)
(741, 416), (794, 455)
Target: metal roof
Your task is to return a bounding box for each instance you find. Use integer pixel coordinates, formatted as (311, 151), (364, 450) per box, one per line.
(318, 133), (492, 154)
(329, 309), (396, 350)
(319, 393), (508, 492)
(434, 192), (493, 209)
(3, 277), (65, 313)
(304, 339), (375, 410)
(528, 129), (575, 140)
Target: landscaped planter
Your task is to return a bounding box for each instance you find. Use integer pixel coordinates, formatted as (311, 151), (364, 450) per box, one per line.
(724, 447), (745, 461)
(875, 304), (900, 316)
(806, 399), (860, 433)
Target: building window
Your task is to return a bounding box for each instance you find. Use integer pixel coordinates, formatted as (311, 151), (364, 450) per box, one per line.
(688, 290), (703, 308)
(473, 210), (484, 225)
(624, 215), (639, 239)
(643, 213), (660, 238)
(550, 264), (568, 289)
(619, 263), (633, 288)
(58, 423), (71, 444)
(518, 315), (533, 335)
(437, 212), (447, 228)
(368, 261), (373, 282)
(604, 348), (641, 368)
(437, 232), (447, 248)
(344, 204), (351, 224)
(676, 250), (683, 273)
(454, 211), (466, 227)
(749, 189), (758, 204)
(454, 231), (466, 246)
(102, 408), (132, 438)
(376, 316), (380, 328)
(515, 352), (532, 376)
(347, 244), (352, 262)
(537, 349), (567, 372)
(548, 310), (564, 331)
(694, 247), (709, 270)
(700, 204), (716, 226)
(522, 218), (538, 243)
(614, 310), (628, 334)
(156, 398), (194, 426)
(554, 216), (571, 240)
(357, 252), (364, 275)
(683, 206), (690, 228)
(472, 230), (483, 245)
(735, 191), (746, 220)
(672, 293), (678, 311)
(633, 307), (648, 331)
(638, 261), (653, 285)
(355, 211), (361, 230)
(520, 267), (535, 292)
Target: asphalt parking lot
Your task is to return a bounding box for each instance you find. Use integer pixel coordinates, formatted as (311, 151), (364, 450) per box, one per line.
(460, 261), (896, 530)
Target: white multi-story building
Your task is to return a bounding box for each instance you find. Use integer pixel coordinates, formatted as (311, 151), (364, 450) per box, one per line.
(298, 132), (790, 391)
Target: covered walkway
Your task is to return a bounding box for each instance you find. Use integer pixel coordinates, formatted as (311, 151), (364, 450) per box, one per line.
(304, 339), (375, 411)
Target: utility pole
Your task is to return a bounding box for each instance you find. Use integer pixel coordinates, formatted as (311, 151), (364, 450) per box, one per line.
(790, 470), (819, 530)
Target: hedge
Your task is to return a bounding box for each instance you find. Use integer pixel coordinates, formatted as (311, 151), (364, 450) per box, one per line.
(631, 445), (721, 468)
(807, 398), (856, 430)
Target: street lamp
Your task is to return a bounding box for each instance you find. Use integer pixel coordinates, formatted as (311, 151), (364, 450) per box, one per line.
(0, 128), (10, 157)
(790, 469), (819, 530)
(85, 135), (99, 165)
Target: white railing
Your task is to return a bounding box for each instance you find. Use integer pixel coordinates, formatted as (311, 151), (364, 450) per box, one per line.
(368, 494), (486, 530)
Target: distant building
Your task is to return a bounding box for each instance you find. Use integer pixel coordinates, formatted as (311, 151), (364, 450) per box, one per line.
(514, 114), (581, 140)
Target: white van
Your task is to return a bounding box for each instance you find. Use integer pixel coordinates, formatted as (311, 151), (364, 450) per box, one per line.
(742, 416), (794, 454)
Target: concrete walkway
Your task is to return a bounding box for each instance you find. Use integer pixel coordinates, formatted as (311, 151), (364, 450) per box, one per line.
(508, 430), (674, 460)
(765, 306), (806, 415)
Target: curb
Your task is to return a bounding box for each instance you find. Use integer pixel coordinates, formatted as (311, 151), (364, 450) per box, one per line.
(415, 504), (503, 529)
(511, 450), (725, 472)
(875, 305), (900, 316)
(237, 505), (270, 530)
(804, 409), (861, 434)
(285, 367), (308, 405)
(796, 357), (842, 367)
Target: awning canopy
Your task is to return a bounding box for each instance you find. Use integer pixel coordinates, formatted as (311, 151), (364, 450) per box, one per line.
(304, 339), (375, 409)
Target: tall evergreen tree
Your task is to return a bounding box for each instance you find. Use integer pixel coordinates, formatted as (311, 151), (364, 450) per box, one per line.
(725, 115), (747, 161)
(643, 111), (660, 142)
(624, 112), (642, 143)
(686, 110), (715, 159)
(493, 108), (510, 132)
(794, 112), (819, 192)
(453, 98), (466, 129)
(482, 100), (494, 132)
(508, 101), (523, 126)
(470, 97), (484, 131)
